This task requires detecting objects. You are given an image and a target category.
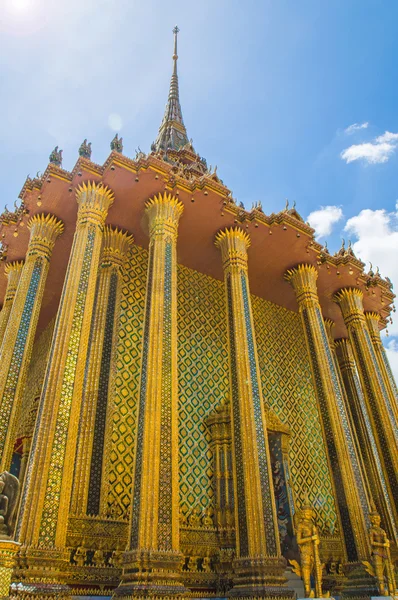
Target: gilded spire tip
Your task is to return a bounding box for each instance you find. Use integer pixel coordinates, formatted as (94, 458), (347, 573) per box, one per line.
(172, 25), (179, 62)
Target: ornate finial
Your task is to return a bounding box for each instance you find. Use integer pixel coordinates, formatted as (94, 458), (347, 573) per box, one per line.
(337, 238), (346, 256)
(346, 239), (355, 257)
(293, 200), (296, 209)
(152, 27), (189, 152)
(79, 139), (92, 159)
(49, 146), (63, 167)
(285, 198), (289, 211)
(172, 25), (179, 63)
(368, 262), (374, 277)
(375, 266), (380, 276)
(110, 134), (123, 153)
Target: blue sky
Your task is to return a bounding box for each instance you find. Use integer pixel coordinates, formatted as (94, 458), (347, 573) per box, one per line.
(2, 0), (398, 370)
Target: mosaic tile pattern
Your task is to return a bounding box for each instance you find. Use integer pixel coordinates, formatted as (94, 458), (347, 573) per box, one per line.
(241, 273), (277, 555)
(158, 242), (173, 550)
(111, 252), (338, 534)
(110, 246), (147, 519)
(177, 264), (229, 513)
(227, 274), (249, 556)
(252, 296), (339, 534)
(302, 308), (357, 562)
(87, 271), (118, 515)
(316, 308), (369, 523)
(351, 328), (398, 498)
(39, 229), (96, 545)
(0, 260), (42, 459)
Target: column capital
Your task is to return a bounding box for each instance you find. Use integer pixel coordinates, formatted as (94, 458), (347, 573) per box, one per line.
(284, 263), (318, 307)
(214, 227), (250, 271)
(324, 318), (335, 348)
(145, 192), (184, 241)
(364, 311), (382, 346)
(101, 226), (134, 270)
(334, 287), (364, 320)
(4, 260), (24, 285)
(27, 213), (64, 260)
(76, 181), (115, 226)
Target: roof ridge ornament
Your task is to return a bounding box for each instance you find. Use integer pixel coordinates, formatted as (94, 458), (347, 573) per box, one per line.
(151, 26), (190, 153)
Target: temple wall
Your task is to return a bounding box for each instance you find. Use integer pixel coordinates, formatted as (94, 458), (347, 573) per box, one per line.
(252, 296), (339, 533)
(106, 245), (339, 534)
(17, 244), (339, 537)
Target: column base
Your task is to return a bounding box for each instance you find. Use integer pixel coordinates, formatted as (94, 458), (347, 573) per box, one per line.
(340, 562), (379, 599)
(0, 539), (20, 600)
(10, 545), (71, 598)
(228, 556), (295, 599)
(113, 549), (186, 599)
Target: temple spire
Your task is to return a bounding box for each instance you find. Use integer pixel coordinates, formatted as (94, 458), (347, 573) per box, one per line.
(152, 26), (189, 152)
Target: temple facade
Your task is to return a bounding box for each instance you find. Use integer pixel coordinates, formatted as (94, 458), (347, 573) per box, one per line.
(0, 28), (397, 600)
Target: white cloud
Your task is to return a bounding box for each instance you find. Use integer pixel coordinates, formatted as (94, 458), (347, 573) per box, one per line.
(341, 130), (398, 164)
(345, 204), (398, 378)
(341, 141), (396, 164)
(344, 204), (398, 334)
(376, 131), (398, 144)
(307, 205), (343, 239)
(344, 122), (369, 134)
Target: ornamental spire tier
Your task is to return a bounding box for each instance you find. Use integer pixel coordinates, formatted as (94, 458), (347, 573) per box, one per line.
(152, 26), (189, 152)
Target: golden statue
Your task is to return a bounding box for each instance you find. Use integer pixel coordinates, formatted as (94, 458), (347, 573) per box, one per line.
(202, 555), (212, 572)
(109, 549), (124, 568)
(202, 506), (214, 528)
(188, 506), (202, 527)
(187, 556), (198, 572)
(93, 548), (106, 567)
(363, 505), (396, 596)
(74, 545), (86, 567)
(290, 495), (324, 597)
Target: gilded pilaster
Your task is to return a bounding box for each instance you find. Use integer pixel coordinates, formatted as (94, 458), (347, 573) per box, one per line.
(285, 265), (370, 563)
(334, 289), (398, 513)
(365, 311), (398, 423)
(215, 228), (291, 599)
(15, 182), (114, 588)
(335, 338), (398, 545)
(115, 193), (185, 599)
(0, 261), (23, 348)
(71, 226), (133, 517)
(206, 398), (235, 548)
(0, 214), (64, 473)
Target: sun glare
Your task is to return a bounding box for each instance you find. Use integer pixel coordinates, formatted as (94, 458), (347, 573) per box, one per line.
(6, 0), (32, 13)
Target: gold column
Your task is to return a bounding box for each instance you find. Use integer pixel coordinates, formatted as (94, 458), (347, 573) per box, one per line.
(0, 540), (20, 600)
(15, 182), (114, 586)
(0, 261), (23, 348)
(335, 338), (398, 545)
(115, 193), (185, 599)
(285, 265), (370, 563)
(0, 214), (64, 473)
(334, 289), (398, 513)
(71, 226), (133, 517)
(365, 311), (398, 423)
(215, 228), (290, 599)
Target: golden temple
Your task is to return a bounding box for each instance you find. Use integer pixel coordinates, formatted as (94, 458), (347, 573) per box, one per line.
(0, 26), (397, 600)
